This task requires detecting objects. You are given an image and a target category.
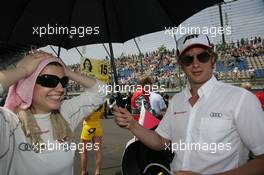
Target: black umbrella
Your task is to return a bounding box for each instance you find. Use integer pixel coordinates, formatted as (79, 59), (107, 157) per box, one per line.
(0, 0), (222, 49)
(0, 0), (222, 106)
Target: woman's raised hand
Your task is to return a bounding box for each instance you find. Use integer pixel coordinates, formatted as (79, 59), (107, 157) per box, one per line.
(16, 50), (55, 77)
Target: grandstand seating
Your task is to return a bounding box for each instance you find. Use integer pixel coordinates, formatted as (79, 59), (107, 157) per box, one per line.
(118, 56), (264, 81)
(118, 68), (134, 79)
(216, 56), (264, 79)
(255, 69), (264, 78)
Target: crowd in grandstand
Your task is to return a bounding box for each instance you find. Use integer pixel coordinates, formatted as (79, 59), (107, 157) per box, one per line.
(216, 36), (264, 80)
(115, 49), (181, 88)
(66, 36), (264, 92)
(116, 36), (264, 86)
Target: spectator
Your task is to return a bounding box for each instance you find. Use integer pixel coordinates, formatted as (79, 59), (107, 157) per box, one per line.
(248, 66), (255, 80)
(241, 82), (252, 91)
(0, 51), (106, 175)
(80, 105), (105, 175)
(131, 75), (152, 121)
(149, 92), (167, 119)
(114, 34), (264, 174)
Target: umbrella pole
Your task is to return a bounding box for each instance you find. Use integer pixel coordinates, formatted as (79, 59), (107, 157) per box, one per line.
(49, 46), (61, 58)
(102, 43), (111, 58)
(108, 42), (118, 85)
(103, 0), (118, 84)
(133, 38), (144, 75)
(102, 43), (114, 94)
(103, 0), (124, 108)
(75, 47), (83, 57)
(57, 46), (61, 58)
(49, 46), (57, 56)
(173, 32), (182, 91)
(108, 42), (125, 108)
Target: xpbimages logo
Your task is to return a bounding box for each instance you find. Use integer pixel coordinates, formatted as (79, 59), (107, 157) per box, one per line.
(18, 141), (99, 153)
(98, 83), (166, 95)
(164, 140), (231, 154)
(32, 24), (100, 38)
(164, 24), (232, 37)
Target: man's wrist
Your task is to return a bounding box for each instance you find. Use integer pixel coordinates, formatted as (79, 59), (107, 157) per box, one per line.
(129, 117), (139, 130)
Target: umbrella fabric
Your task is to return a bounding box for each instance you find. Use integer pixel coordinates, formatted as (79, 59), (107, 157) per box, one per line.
(0, 0), (222, 49)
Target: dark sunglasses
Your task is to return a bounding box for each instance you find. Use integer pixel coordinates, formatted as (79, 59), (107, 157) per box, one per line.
(36, 74), (69, 88)
(179, 51), (211, 67)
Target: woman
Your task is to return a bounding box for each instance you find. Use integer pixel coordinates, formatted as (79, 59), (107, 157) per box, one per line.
(81, 58), (93, 76)
(0, 51), (106, 175)
(80, 104), (104, 175)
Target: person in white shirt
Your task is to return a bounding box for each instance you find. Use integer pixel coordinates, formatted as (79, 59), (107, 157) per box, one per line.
(248, 66), (255, 80)
(0, 51), (106, 175)
(114, 34), (264, 175)
(149, 91), (167, 118)
(232, 66), (238, 80)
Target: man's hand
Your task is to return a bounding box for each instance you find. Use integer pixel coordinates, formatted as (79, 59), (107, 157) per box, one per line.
(113, 105), (137, 129)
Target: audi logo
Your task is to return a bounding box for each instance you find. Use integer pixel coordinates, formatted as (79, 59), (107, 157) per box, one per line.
(18, 142), (39, 152)
(18, 143), (33, 151)
(210, 112), (223, 118)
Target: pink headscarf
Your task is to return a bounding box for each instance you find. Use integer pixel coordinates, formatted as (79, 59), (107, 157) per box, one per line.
(4, 58), (66, 112)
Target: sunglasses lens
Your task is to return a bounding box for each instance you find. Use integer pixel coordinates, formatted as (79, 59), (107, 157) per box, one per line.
(197, 52), (210, 63)
(37, 75), (59, 88)
(36, 75), (68, 88)
(179, 56), (193, 66)
(179, 52), (211, 66)
(60, 77), (69, 88)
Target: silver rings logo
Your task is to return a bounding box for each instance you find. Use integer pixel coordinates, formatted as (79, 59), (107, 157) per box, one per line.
(210, 112), (223, 118)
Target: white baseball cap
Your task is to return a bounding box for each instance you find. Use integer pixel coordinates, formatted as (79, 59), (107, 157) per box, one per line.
(177, 34), (213, 56)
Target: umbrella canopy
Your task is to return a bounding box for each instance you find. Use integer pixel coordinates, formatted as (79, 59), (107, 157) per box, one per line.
(0, 42), (31, 69)
(0, 0), (223, 107)
(0, 0), (222, 49)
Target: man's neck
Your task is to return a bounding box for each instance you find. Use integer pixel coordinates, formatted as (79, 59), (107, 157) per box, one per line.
(189, 95), (199, 106)
(188, 84), (201, 106)
(190, 85), (200, 97)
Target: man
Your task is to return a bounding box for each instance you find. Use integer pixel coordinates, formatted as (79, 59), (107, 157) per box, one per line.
(114, 34), (264, 174)
(241, 82), (252, 91)
(248, 66), (255, 80)
(131, 76), (152, 121)
(149, 91), (167, 119)
(163, 93), (170, 107)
